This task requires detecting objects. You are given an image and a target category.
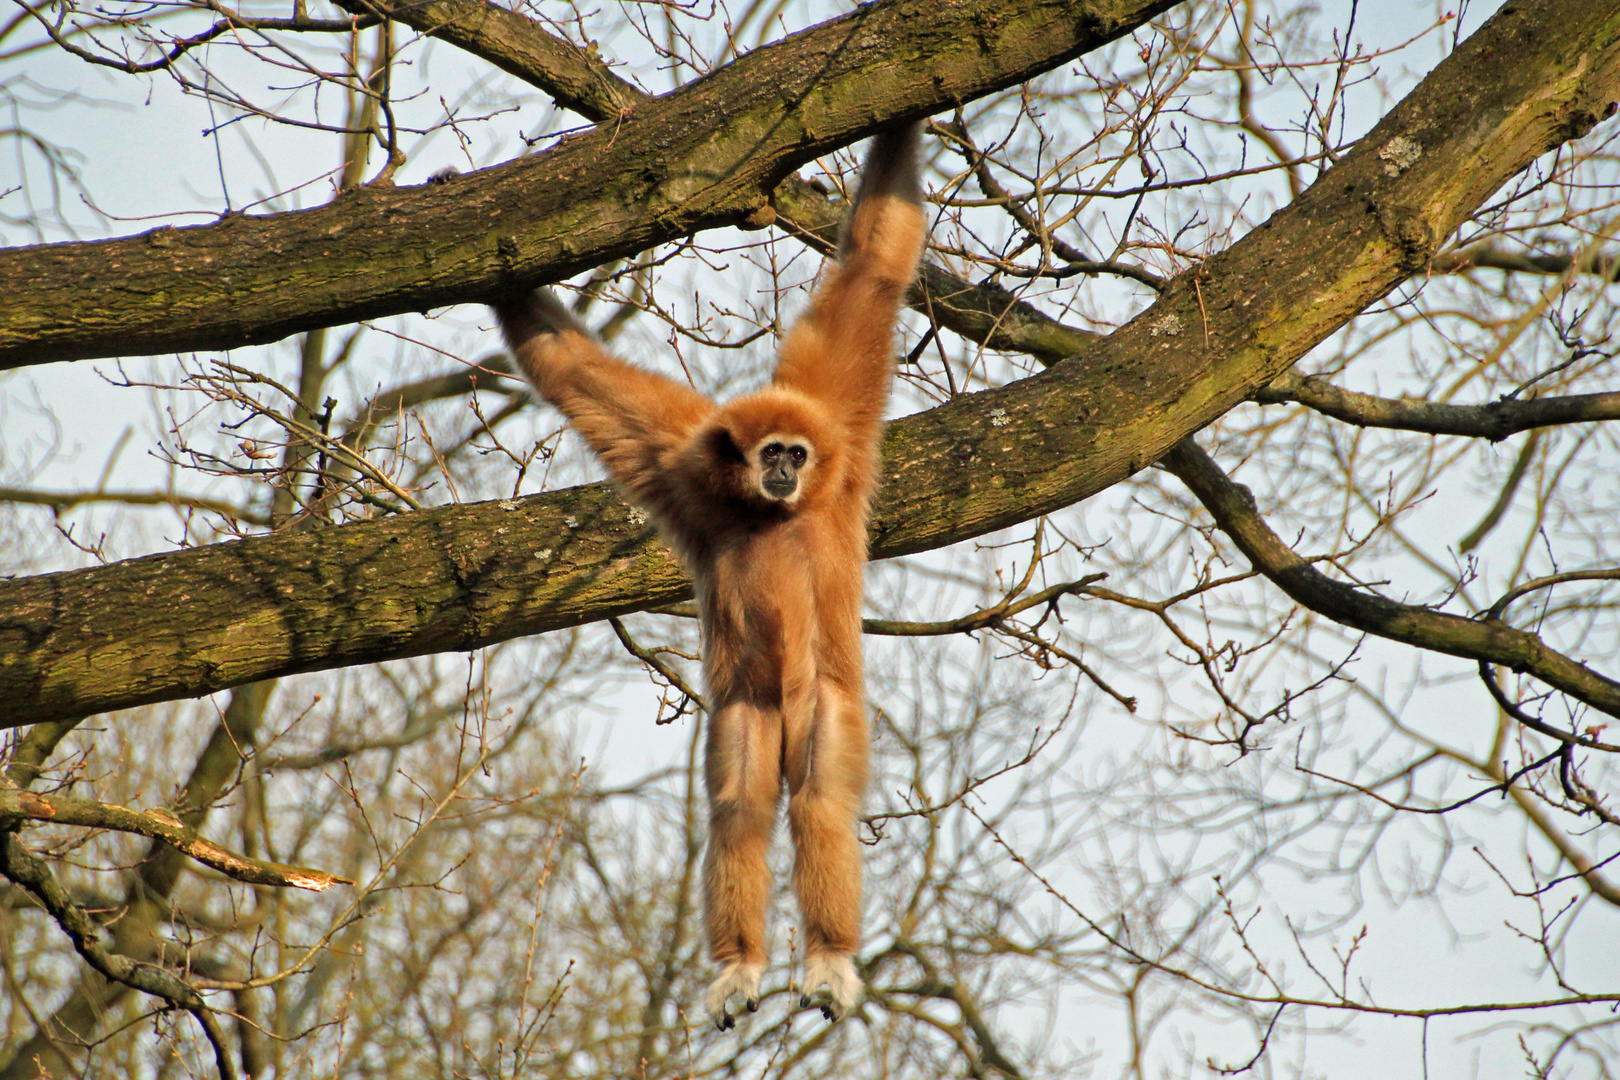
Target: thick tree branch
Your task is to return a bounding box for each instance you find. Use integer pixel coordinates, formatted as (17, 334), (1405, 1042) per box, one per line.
(1159, 438), (1620, 725)
(1254, 369), (1620, 439)
(0, 0), (1179, 370)
(337, 0), (641, 123)
(3, 0), (1619, 725)
(364, 0), (1109, 363)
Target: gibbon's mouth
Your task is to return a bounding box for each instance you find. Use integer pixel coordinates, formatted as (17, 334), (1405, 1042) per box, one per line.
(763, 473), (798, 499)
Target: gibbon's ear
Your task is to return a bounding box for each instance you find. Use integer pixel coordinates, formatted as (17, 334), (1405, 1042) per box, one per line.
(706, 425), (747, 465)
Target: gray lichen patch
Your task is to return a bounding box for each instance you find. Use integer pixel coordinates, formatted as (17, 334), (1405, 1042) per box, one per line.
(1379, 136), (1423, 176)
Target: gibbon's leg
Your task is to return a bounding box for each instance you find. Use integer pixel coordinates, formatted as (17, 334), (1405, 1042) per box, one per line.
(702, 699), (783, 1029)
(783, 680), (869, 1020)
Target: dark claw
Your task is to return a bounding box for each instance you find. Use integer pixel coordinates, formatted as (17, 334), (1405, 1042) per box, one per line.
(746, 997), (760, 1013)
(717, 1011), (735, 1032)
(820, 1005), (835, 1021)
(799, 994), (811, 1009)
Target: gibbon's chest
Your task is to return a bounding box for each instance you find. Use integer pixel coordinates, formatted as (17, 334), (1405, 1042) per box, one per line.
(691, 518), (811, 645)
(700, 518), (817, 614)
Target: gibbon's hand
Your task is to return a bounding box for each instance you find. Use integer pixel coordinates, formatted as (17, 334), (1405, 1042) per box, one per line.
(492, 287), (592, 351)
(837, 122), (924, 265)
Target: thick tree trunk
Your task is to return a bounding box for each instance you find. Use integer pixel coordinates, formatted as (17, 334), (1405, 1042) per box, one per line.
(2, 0), (1618, 726)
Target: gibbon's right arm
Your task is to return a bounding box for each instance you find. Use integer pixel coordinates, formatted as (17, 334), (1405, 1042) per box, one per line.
(493, 289), (715, 510)
(773, 123), (927, 438)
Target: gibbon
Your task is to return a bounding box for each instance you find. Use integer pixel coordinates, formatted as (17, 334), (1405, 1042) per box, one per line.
(492, 124), (925, 1028)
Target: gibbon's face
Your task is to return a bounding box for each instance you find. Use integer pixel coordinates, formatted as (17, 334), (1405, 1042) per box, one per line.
(705, 388), (836, 511)
(753, 435), (812, 503)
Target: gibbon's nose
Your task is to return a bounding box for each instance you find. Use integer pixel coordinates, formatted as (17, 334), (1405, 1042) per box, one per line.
(763, 466), (798, 499)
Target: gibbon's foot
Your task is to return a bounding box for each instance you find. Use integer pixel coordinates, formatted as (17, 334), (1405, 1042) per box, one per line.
(704, 961), (763, 1031)
(798, 953), (861, 1021)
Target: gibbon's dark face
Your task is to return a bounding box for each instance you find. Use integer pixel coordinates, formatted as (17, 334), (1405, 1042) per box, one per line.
(706, 389), (833, 510)
(755, 436), (811, 502)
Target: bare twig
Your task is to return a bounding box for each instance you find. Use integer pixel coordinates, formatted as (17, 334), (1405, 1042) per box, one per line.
(0, 786), (352, 891)
(0, 833), (243, 1080)
(1160, 438), (1620, 731)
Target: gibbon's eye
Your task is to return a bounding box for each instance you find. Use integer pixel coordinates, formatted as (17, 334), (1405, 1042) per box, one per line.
(788, 445), (808, 467)
(761, 442), (784, 463)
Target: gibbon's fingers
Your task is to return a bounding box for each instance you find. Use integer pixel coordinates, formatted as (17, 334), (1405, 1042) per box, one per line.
(799, 953), (861, 1021)
(704, 960), (764, 1031)
(491, 287), (591, 351)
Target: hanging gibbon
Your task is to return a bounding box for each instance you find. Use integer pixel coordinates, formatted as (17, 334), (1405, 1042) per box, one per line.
(492, 123), (925, 1028)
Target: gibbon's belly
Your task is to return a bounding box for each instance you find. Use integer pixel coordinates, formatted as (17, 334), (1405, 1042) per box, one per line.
(697, 530), (819, 705)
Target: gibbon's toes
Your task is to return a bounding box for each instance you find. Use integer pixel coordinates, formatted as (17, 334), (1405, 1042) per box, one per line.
(704, 961), (764, 1031)
(800, 953), (862, 1021)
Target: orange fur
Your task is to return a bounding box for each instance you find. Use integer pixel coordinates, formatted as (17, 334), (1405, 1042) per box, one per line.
(492, 124), (925, 1026)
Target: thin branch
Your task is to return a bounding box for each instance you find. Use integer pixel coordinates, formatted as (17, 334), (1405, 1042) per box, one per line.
(1431, 241), (1620, 280)
(1159, 438), (1620, 731)
(968, 802), (1620, 1020)
(0, 833), (242, 1080)
(936, 117), (1166, 290)
(17, 0), (376, 75)
(1459, 430), (1542, 552)
(652, 575), (1106, 637)
(0, 787), (352, 891)
(1254, 369), (1620, 440)
(607, 616), (708, 716)
(0, 486), (269, 526)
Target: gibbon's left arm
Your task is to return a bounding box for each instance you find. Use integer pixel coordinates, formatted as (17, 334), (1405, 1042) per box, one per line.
(773, 123), (926, 441)
(494, 289), (715, 516)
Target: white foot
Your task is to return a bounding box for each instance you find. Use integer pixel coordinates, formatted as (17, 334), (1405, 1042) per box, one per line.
(704, 961), (763, 1031)
(799, 953), (861, 1021)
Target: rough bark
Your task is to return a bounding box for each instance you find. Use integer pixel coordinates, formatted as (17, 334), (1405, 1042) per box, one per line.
(0, 0), (1178, 371)
(2, 0), (1618, 726)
